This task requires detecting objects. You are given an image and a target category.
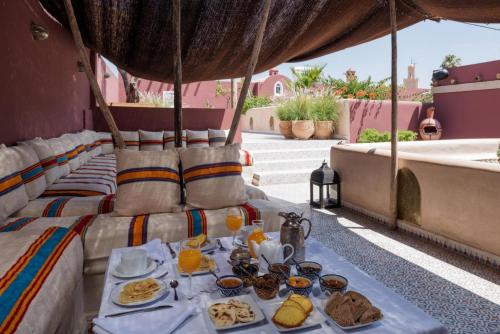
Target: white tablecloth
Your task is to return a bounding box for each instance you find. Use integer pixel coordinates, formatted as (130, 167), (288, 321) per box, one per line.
(94, 233), (448, 334)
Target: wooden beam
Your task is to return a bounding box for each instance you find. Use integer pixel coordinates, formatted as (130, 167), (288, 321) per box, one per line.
(389, 0), (398, 230)
(172, 0), (183, 147)
(226, 0), (272, 145)
(62, 0), (125, 149)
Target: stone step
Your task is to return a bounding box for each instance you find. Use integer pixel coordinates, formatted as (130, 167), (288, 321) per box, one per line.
(250, 147), (331, 161)
(252, 168), (314, 186)
(242, 139), (341, 151)
(253, 158), (325, 172)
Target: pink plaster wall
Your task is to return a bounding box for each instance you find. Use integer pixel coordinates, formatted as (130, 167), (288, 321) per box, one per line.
(93, 106), (242, 142)
(433, 60), (500, 139)
(252, 73), (290, 97)
(347, 99), (424, 142)
(0, 0), (91, 145)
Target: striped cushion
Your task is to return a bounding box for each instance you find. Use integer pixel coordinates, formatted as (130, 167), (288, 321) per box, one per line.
(139, 130), (164, 151)
(239, 149), (254, 166)
(120, 131), (140, 151)
(0, 147), (29, 222)
(179, 144), (247, 209)
(74, 132), (90, 164)
(10, 144), (47, 200)
(46, 138), (71, 178)
(59, 134), (80, 171)
(98, 132), (114, 154)
(14, 195), (115, 217)
(21, 138), (59, 185)
(186, 130), (209, 148)
(83, 130), (102, 157)
(208, 129), (228, 147)
(114, 149), (181, 216)
(164, 130), (187, 149)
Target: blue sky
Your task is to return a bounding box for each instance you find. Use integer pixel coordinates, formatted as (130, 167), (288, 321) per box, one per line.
(254, 20), (500, 88)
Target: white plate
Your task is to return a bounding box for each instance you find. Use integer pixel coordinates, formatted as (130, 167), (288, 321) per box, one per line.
(318, 299), (383, 330)
(110, 278), (168, 307)
(260, 298), (325, 332)
(176, 255), (218, 276)
(111, 258), (158, 279)
(203, 294), (265, 331)
(201, 238), (218, 253)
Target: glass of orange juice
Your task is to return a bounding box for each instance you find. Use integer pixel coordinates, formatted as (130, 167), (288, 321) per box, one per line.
(226, 209), (243, 247)
(178, 238), (202, 300)
(247, 220), (266, 258)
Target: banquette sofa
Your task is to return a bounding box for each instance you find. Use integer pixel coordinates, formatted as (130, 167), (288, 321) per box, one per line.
(0, 129), (283, 333)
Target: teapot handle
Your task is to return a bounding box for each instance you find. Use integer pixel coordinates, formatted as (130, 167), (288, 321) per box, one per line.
(299, 217), (312, 240)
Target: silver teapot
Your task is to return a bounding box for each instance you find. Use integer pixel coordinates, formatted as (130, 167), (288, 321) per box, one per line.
(279, 212), (311, 263)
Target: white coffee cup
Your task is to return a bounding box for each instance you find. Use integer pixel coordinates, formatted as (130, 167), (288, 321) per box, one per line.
(118, 249), (148, 275)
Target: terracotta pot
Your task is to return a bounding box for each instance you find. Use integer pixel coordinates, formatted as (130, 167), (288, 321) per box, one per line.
(292, 120), (315, 140)
(314, 121), (334, 139)
(279, 121), (294, 139)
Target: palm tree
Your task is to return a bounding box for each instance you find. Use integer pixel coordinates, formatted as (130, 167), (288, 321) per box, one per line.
(440, 54), (462, 69)
(289, 64), (325, 94)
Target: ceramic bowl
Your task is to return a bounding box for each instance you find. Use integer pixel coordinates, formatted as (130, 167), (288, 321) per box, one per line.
(268, 263), (290, 284)
(232, 264), (258, 287)
(285, 276), (313, 296)
(319, 274), (348, 294)
(216, 275), (244, 297)
(296, 261), (323, 282)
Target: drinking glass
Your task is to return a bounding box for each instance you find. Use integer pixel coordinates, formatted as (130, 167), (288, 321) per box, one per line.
(178, 238), (202, 300)
(226, 209), (243, 247)
(247, 220), (266, 258)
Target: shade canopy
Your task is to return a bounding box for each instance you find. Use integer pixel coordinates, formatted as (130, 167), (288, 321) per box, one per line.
(40, 0), (500, 83)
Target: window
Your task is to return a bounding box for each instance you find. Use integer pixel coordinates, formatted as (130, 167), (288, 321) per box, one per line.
(162, 91), (174, 107)
(274, 81), (283, 96)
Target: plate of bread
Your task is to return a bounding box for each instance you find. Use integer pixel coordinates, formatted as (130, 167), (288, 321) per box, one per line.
(111, 278), (168, 307)
(188, 233), (217, 253)
(320, 290), (383, 329)
(204, 295), (265, 331)
(261, 293), (325, 332)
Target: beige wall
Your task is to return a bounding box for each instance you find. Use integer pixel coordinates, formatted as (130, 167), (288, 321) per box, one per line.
(331, 139), (500, 258)
(241, 106), (280, 133)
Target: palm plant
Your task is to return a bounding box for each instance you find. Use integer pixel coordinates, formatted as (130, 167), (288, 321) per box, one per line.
(440, 54), (462, 69)
(289, 65), (325, 94)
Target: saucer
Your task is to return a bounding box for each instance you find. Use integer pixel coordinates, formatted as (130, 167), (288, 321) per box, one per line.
(111, 258), (158, 279)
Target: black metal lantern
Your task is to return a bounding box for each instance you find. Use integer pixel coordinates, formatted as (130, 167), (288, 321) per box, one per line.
(310, 161), (341, 209)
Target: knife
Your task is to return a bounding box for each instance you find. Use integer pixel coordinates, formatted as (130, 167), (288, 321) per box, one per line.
(166, 242), (176, 259)
(105, 304), (173, 318)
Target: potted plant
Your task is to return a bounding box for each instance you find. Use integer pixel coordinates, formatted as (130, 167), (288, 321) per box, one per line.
(311, 95), (340, 139)
(277, 102), (296, 139)
(290, 96), (315, 139)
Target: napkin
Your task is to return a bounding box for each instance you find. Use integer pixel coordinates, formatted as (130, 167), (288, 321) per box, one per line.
(139, 238), (166, 262)
(93, 304), (197, 334)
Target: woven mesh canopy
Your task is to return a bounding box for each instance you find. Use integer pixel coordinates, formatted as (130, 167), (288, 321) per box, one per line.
(40, 0), (500, 83)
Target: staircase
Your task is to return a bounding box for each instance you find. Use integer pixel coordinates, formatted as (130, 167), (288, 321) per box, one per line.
(241, 133), (341, 186)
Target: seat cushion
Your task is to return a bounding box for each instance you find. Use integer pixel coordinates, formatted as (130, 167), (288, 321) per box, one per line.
(139, 130), (164, 151)
(21, 138), (59, 185)
(179, 144), (247, 209)
(120, 131), (140, 151)
(10, 144), (47, 200)
(239, 149), (254, 166)
(114, 149), (181, 216)
(14, 195), (115, 217)
(0, 146), (29, 222)
(98, 132), (114, 154)
(46, 138), (71, 178)
(164, 130), (187, 149)
(60, 134), (81, 171)
(208, 129), (228, 147)
(186, 129), (209, 148)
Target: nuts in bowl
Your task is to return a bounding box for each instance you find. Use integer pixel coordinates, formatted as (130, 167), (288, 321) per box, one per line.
(268, 263), (290, 284)
(253, 274), (279, 300)
(286, 276), (313, 296)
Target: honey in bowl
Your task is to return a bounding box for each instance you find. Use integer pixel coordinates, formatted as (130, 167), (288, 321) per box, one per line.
(288, 276), (311, 288)
(323, 278), (346, 289)
(219, 277), (242, 288)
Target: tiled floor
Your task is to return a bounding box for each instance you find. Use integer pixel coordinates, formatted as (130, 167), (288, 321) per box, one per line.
(260, 184), (500, 334)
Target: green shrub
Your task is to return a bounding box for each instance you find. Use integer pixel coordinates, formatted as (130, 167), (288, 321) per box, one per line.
(358, 128), (417, 143)
(277, 95), (312, 121)
(242, 94), (272, 114)
(311, 95), (341, 122)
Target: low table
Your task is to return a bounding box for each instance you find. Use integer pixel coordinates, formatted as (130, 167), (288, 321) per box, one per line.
(94, 233), (448, 334)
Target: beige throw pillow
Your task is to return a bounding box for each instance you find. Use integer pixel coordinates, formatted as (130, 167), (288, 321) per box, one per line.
(139, 130), (164, 151)
(179, 144), (247, 209)
(114, 150), (181, 216)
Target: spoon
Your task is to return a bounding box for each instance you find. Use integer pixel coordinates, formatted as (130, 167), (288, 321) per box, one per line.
(170, 280), (179, 301)
(216, 239), (227, 252)
(260, 254), (271, 266)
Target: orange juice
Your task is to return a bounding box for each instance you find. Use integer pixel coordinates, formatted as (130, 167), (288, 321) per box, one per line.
(248, 228), (266, 258)
(226, 215), (243, 232)
(178, 249), (202, 274)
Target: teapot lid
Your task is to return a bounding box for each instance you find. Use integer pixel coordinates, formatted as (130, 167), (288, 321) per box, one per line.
(279, 212), (302, 227)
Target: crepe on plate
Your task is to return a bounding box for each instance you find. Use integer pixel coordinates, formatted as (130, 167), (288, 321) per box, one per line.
(208, 299), (255, 327)
(119, 278), (161, 304)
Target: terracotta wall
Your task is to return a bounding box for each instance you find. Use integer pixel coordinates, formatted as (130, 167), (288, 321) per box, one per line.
(433, 60), (500, 139)
(93, 106), (242, 142)
(0, 0), (91, 145)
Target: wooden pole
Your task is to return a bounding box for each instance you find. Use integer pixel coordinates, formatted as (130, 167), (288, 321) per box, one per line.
(172, 0), (183, 147)
(389, 0), (398, 230)
(62, 0), (125, 149)
(226, 0), (272, 145)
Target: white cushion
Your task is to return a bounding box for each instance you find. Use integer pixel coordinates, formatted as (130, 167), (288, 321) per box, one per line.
(186, 129), (209, 148)
(163, 130), (186, 149)
(120, 131), (140, 151)
(0, 146), (29, 222)
(208, 129), (228, 147)
(21, 138), (59, 185)
(98, 132), (114, 154)
(11, 144), (47, 200)
(59, 134), (80, 171)
(139, 130), (164, 151)
(46, 138), (71, 178)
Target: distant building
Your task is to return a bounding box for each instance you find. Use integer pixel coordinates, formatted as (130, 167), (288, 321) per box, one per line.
(398, 63), (429, 101)
(250, 68), (291, 98)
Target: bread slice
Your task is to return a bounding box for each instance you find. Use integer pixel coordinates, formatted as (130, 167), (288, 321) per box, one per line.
(359, 306), (382, 324)
(330, 300), (355, 327)
(272, 305), (307, 328)
(288, 294), (313, 314)
(282, 299), (306, 313)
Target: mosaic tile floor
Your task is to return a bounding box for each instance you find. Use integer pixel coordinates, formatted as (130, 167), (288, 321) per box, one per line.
(276, 201), (500, 334)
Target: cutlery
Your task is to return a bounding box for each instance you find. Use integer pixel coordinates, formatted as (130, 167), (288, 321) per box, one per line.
(166, 242), (176, 259)
(170, 279), (179, 301)
(105, 304), (173, 318)
(216, 239), (227, 252)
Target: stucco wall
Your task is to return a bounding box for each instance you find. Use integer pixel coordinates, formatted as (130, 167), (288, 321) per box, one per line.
(0, 0), (91, 145)
(241, 107), (280, 133)
(93, 106), (242, 142)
